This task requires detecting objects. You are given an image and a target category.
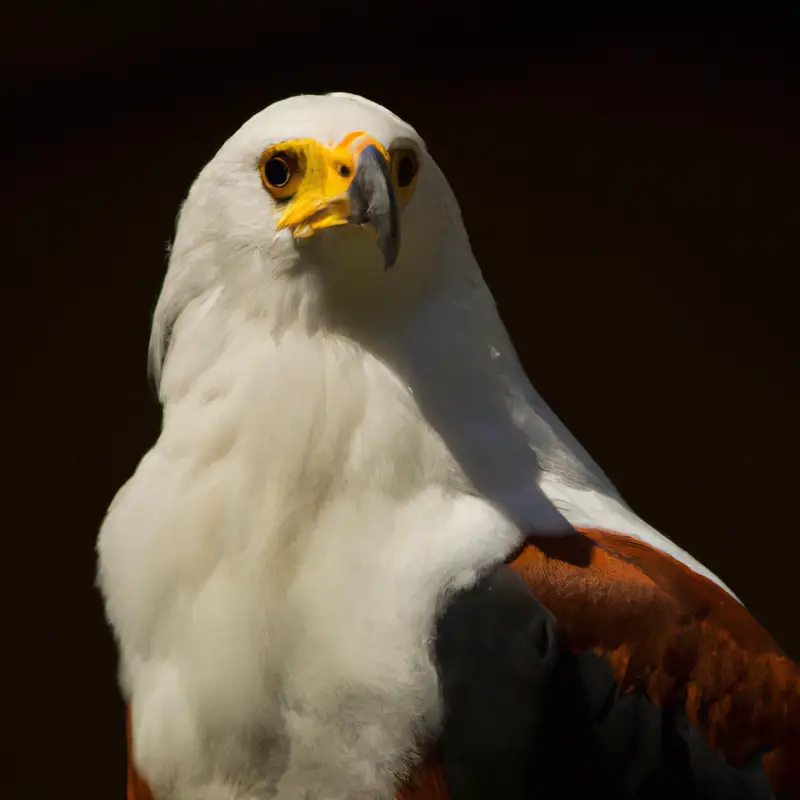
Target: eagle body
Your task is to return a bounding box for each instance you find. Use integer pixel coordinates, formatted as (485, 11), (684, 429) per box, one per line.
(97, 93), (798, 800)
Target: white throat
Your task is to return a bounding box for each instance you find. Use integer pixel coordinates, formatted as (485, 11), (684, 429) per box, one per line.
(157, 235), (736, 596)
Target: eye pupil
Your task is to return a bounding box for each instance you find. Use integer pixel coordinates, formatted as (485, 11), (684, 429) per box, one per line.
(337, 164), (351, 177)
(396, 154), (417, 188)
(264, 156), (291, 188)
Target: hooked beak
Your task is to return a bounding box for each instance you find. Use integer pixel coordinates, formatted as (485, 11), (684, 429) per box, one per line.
(274, 134), (401, 269)
(346, 145), (400, 269)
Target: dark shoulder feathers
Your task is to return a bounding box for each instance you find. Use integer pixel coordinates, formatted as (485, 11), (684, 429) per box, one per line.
(401, 529), (799, 799)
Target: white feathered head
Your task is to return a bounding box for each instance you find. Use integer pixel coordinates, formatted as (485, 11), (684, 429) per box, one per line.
(149, 93), (474, 389)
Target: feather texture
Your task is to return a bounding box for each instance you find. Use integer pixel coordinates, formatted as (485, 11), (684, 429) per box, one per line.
(400, 527), (800, 798)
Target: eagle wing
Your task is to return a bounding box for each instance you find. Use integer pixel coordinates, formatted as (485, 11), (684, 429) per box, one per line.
(401, 527), (800, 799)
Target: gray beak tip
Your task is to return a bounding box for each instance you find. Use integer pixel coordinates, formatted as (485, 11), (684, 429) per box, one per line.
(380, 235), (399, 270)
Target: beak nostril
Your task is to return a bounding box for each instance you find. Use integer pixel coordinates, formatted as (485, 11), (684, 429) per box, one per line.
(336, 164), (351, 178)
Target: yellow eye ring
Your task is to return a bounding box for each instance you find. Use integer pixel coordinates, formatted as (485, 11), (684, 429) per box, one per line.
(264, 155), (291, 187)
(260, 150), (301, 199)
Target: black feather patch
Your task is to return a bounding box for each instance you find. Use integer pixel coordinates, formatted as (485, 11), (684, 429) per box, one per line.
(434, 566), (776, 800)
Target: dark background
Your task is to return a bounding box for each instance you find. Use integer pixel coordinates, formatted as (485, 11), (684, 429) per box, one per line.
(4, 11), (798, 798)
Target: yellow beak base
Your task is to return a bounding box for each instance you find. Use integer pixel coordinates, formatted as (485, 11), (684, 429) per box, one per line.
(273, 132), (390, 238)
